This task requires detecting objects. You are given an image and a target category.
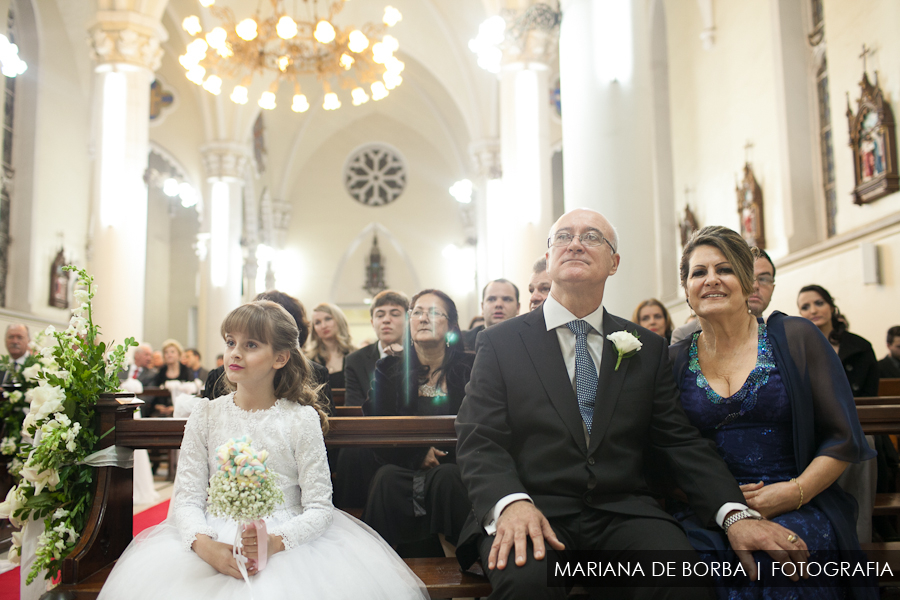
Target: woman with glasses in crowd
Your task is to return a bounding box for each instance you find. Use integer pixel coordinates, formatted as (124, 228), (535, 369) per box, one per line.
(362, 289), (474, 557)
(306, 302), (355, 390)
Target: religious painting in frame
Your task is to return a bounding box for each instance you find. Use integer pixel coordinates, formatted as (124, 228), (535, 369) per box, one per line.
(736, 163), (766, 250)
(48, 249), (69, 309)
(846, 72), (899, 204)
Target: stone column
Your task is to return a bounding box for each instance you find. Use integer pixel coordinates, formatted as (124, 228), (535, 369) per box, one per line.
(496, 19), (557, 291)
(470, 139), (502, 293)
(198, 142), (248, 363)
(559, 0), (658, 315)
(86, 10), (163, 346)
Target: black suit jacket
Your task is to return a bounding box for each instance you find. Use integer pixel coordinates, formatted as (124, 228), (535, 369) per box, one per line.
(202, 360), (335, 415)
(879, 355), (900, 379)
(455, 307), (744, 561)
(343, 343), (381, 406)
(462, 325), (485, 352)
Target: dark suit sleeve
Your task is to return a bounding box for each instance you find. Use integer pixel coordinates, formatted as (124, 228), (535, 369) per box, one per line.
(343, 351), (367, 407)
(456, 332), (530, 525)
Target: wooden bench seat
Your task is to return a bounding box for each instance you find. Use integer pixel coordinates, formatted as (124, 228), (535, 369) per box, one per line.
(41, 396), (487, 600)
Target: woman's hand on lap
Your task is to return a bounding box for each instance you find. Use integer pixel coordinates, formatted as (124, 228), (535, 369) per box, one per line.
(240, 525), (285, 574)
(740, 480), (801, 519)
(192, 535), (242, 579)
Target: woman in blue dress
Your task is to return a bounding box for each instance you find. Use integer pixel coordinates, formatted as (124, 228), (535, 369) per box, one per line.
(668, 226), (876, 600)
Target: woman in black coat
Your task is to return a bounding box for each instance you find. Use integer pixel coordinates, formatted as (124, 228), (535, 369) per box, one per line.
(362, 289), (474, 557)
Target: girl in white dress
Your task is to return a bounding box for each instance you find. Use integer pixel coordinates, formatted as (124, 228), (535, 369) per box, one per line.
(99, 301), (428, 599)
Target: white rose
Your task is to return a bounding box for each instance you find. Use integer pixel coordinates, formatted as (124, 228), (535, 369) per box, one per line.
(607, 331), (642, 354)
(20, 466), (60, 495)
(21, 363), (41, 382)
(0, 487), (26, 527)
(28, 384), (65, 412)
(22, 412), (36, 433)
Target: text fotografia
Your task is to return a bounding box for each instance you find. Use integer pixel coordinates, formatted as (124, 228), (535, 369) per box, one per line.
(548, 554), (890, 588)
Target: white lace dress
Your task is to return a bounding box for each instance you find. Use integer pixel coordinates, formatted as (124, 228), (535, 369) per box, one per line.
(98, 394), (428, 600)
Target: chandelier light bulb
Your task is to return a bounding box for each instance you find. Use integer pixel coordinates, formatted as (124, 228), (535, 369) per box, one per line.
(348, 30), (369, 53)
(276, 16), (298, 39)
(383, 7), (402, 27)
(449, 179), (474, 204)
(351, 87), (370, 106)
(180, 183), (198, 208)
(382, 35), (400, 53)
(187, 38), (209, 56)
(163, 178), (180, 197)
(230, 85), (249, 104)
(199, 0), (215, 6)
(339, 54), (354, 70)
(371, 42), (391, 64)
(182, 16), (202, 36)
(202, 74), (223, 95)
(179, 54), (200, 69)
(278, 55), (290, 72)
(292, 94), (310, 113)
(186, 65), (206, 84)
(314, 20), (336, 44)
(323, 92), (341, 110)
(258, 91), (277, 110)
(236, 18), (258, 41)
(383, 71), (402, 90)
(385, 56), (404, 74)
(371, 81), (388, 100)
(206, 27), (227, 50)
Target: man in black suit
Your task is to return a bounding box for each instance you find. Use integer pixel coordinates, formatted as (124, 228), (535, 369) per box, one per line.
(462, 279), (520, 350)
(1, 323), (31, 384)
(343, 290), (409, 406)
(878, 326), (900, 379)
(456, 209), (807, 598)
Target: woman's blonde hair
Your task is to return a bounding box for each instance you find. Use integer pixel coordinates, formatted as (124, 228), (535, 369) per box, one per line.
(221, 301), (329, 433)
(161, 339), (184, 357)
(679, 226), (756, 299)
(632, 299), (675, 339)
(305, 302), (355, 361)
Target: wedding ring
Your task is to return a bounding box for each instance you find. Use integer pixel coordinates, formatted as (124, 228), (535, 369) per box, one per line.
(787, 534), (798, 544)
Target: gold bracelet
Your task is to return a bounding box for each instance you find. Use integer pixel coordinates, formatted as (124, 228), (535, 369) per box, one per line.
(790, 477), (803, 510)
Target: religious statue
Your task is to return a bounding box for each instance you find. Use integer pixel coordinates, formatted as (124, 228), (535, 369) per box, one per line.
(679, 204), (699, 249)
(363, 234), (387, 296)
(48, 249), (69, 309)
(846, 45), (898, 204)
(735, 163), (766, 250)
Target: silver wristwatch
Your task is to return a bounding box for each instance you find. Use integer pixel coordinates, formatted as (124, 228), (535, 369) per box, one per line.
(723, 508), (763, 534)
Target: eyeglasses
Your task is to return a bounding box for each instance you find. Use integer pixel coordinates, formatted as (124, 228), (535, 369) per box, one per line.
(754, 275), (775, 286)
(548, 231), (616, 253)
(409, 308), (448, 321)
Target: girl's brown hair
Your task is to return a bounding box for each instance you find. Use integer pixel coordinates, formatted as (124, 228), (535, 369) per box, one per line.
(221, 301), (329, 433)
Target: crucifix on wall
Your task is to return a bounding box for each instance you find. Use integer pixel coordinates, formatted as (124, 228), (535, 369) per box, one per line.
(736, 142), (766, 249)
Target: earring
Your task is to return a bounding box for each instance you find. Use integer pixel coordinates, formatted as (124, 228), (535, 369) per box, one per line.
(445, 339), (450, 348)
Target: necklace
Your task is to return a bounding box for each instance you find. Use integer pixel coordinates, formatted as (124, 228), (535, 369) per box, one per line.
(418, 383), (446, 397)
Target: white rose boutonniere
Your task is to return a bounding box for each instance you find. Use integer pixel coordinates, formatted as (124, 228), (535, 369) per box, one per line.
(606, 330), (642, 371)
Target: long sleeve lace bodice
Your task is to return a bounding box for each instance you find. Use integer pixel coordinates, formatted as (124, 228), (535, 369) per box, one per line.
(172, 394), (333, 551)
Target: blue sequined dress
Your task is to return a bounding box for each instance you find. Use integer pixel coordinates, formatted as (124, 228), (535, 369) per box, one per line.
(674, 323), (846, 599)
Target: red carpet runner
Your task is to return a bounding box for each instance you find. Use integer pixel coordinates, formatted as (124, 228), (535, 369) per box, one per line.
(0, 500), (170, 600)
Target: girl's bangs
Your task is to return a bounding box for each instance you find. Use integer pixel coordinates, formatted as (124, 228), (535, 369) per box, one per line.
(221, 304), (273, 344)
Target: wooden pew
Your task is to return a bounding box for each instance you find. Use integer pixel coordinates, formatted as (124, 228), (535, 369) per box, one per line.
(332, 387), (345, 407)
(43, 396), (490, 600)
(880, 379), (900, 397)
(856, 395), (900, 406)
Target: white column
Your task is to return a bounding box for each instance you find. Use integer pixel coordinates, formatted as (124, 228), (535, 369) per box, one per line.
(87, 13), (163, 345)
(470, 139), (502, 293)
(198, 142), (247, 363)
(559, 0), (657, 315)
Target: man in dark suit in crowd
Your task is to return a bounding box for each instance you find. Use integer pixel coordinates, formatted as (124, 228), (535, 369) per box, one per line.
(343, 290), (409, 406)
(455, 208), (807, 599)
(462, 279), (520, 350)
(118, 343), (159, 417)
(528, 256), (551, 312)
(878, 326), (900, 379)
(1, 323), (31, 384)
(182, 348), (209, 384)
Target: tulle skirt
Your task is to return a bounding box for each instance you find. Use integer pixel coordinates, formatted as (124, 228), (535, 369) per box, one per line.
(98, 510), (428, 600)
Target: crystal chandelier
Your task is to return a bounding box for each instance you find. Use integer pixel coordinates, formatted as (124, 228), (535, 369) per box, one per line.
(180, 0), (404, 113)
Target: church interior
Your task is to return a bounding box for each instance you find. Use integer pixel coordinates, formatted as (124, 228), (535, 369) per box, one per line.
(0, 0), (896, 369)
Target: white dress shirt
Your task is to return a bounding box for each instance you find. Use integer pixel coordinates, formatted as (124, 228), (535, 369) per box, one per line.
(482, 295), (743, 534)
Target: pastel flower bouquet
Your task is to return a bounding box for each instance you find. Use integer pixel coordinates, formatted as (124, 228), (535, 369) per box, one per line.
(207, 436), (283, 581)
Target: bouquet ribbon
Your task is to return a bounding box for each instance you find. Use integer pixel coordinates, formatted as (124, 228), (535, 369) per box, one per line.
(233, 519), (268, 596)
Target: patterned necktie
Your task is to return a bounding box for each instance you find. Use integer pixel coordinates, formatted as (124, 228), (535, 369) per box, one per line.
(566, 319), (597, 434)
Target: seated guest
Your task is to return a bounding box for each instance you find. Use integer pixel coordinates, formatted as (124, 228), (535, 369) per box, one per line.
(462, 278), (520, 350)
(528, 256), (551, 311)
(182, 348), (208, 384)
(215, 353), (224, 368)
(204, 291), (334, 414)
(363, 289), (473, 557)
(118, 343), (157, 386)
(878, 326), (900, 379)
(670, 226), (875, 597)
(632, 298), (674, 343)
(306, 302), (355, 389)
(467, 315), (484, 330)
(344, 290), (409, 407)
(1, 323), (31, 384)
(150, 350), (164, 370)
(149, 339), (192, 416)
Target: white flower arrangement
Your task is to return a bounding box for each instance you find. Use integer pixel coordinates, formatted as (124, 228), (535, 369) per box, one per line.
(207, 436), (283, 524)
(606, 330), (643, 371)
(0, 266), (135, 585)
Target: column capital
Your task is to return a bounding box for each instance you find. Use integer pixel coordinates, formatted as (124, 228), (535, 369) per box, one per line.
(201, 142), (250, 182)
(88, 11), (165, 71)
(500, 3), (560, 68)
(469, 139), (502, 180)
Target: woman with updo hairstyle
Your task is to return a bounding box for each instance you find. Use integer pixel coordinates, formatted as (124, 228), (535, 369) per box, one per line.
(632, 298), (675, 343)
(306, 302), (355, 390)
(667, 226), (875, 598)
(362, 289), (474, 557)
